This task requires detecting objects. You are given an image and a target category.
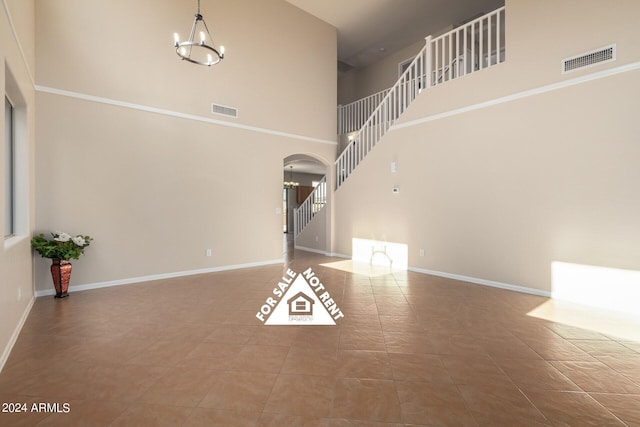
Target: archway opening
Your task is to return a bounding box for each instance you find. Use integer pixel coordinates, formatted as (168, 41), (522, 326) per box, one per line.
(282, 154), (329, 257)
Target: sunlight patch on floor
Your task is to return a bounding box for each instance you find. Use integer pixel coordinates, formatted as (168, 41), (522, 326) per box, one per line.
(528, 299), (640, 342)
(352, 238), (408, 268)
(551, 261), (640, 316)
(321, 238), (408, 278)
(319, 259), (405, 278)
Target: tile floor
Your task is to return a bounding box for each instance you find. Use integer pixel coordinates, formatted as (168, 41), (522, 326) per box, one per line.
(1, 244), (640, 426)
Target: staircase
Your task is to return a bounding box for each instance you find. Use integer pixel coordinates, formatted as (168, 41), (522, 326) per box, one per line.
(336, 6), (505, 189)
(294, 6), (505, 237)
(293, 176), (327, 237)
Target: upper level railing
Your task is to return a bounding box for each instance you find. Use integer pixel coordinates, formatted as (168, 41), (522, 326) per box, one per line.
(431, 6), (505, 85)
(335, 7), (505, 189)
(294, 176), (327, 237)
(338, 88), (390, 135)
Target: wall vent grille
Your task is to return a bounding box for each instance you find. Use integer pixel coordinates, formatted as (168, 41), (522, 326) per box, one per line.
(562, 44), (616, 74)
(211, 103), (238, 118)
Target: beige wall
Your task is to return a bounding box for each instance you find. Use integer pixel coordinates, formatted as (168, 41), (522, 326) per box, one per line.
(295, 207), (327, 253)
(333, 0), (640, 294)
(1, 0), (36, 370)
(36, 0), (336, 141)
(33, 0), (337, 291)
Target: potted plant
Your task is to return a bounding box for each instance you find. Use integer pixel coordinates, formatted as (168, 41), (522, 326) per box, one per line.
(31, 231), (93, 298)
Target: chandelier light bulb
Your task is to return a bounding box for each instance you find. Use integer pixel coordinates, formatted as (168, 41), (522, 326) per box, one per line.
(173, 33), (180, 45)
(200, 31), (205, 44)
(220, 45), (225, 55)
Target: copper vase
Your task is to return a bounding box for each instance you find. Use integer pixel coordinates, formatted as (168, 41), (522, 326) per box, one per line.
(50, 259), (72, 298)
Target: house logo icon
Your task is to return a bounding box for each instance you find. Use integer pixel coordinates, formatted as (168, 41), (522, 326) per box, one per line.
(288, 291), (314, 320)
(256, 268), (344, 325)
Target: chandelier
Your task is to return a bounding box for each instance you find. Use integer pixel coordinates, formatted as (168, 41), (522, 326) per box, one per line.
(284, 166), (299, 188)
(173, 0), (225, 67)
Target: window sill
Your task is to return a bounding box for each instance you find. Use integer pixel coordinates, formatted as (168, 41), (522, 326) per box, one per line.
(4, 234), (29, 251)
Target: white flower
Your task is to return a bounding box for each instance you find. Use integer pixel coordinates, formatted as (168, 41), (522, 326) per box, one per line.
(53, 232), (71, 242)
(72, 235), (86, 246)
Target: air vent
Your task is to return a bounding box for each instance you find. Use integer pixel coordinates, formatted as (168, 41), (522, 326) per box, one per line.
(211, 103), (238, 118)
(562, 44), (616, 74)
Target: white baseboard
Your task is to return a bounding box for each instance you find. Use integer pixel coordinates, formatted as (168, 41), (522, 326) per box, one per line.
(408, 266), (551, 297)
(294, 251), (548, 297)
(329, 252), (351, 259)
(32, 254), (551, 300)
(0, 295), (35, 373)
(35, 258), (284, 297)
(293, 246), (353, 260)
(294, 245), (331, 256)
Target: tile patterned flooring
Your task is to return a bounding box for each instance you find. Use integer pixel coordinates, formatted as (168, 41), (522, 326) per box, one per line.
(1, 245), (640, 426)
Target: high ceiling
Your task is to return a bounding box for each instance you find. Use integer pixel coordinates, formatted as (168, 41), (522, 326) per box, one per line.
(283, 0), (504, 175)
(286, 0), (504, 70)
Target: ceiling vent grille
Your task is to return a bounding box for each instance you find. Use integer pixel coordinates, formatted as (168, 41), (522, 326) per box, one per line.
(562, 44), (616, 74)
(211, 103), (238, 118)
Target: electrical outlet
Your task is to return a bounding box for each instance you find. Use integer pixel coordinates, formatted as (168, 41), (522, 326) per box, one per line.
(206, 249), (212, 257)
(17, 287), (21, 302)
(419, 249), (425, 257)
(315, 235), (319, 242)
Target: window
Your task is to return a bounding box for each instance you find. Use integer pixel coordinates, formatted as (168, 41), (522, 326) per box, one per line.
(4, 96), (14, 238)
(4, 64), (28, 244)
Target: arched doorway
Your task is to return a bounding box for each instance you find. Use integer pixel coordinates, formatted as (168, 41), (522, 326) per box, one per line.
(282, 154), (331, 257)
